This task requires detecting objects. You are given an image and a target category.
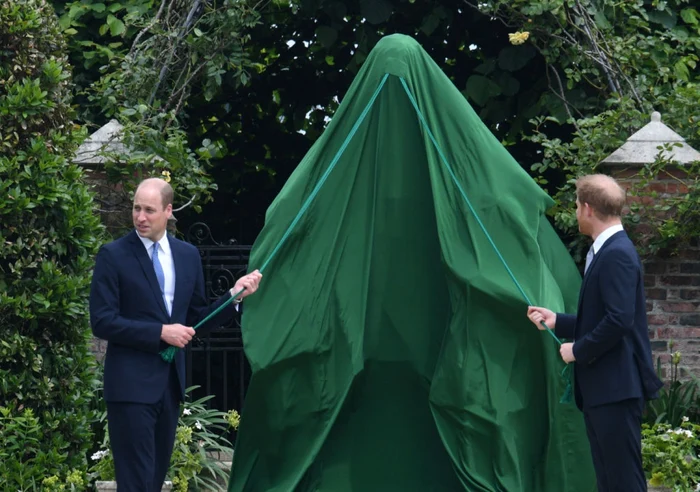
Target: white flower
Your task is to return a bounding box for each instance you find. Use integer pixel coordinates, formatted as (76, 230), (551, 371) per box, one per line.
(91, 450), (109, 461)
(683, 416), (690, 423)
(183, 408), (192, 416)
(695, 483), (700, 492)
(194, 420), (202, 430)
(668, 428), (693, 438)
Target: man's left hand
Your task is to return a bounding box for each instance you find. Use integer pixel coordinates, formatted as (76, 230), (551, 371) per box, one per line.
(231, 269), (262, 300)
(560, 342), (576, 363)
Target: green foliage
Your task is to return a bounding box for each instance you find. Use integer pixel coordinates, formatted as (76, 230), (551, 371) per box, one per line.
(475, 0), (700, 109)
(0, 0), (73, 153)
(89, 387), (241, 491)
(646, 351), (700, 428)
(0, 0), (104, 487)
(52, 0), (152, 112)
(0, 404), (92, 491)
(526, 86), (700, 257)
(525, 98), (644, 257)
(52, 0), (268, 231)
(86, 0), (263, 114)
(477, 0), (700, 256)
(175, 0), (700, 242)
(642, 419), (700, 491)
(49, 0), (700, 245)
(627, 148), (700, 256)
(173, 0), (556, 240)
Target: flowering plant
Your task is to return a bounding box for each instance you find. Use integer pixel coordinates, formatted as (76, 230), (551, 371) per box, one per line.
(642, 418), (700, 491)
(90, 386), (240, 491)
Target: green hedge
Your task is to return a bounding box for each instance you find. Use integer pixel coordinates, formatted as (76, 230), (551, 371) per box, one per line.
(0, 0), (105, 488)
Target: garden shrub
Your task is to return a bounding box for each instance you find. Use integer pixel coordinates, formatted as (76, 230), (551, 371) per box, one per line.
(0, 0), (105, 488)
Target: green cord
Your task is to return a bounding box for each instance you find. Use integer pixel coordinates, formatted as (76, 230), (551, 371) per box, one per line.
(162, 72), (575, 405)
(398, 77), (573, 404)
(159, 74), (391, 363)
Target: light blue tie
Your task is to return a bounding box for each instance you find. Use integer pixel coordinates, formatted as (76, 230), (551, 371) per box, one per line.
(584, 246), (595, 274)
(152, 243), (166, 309)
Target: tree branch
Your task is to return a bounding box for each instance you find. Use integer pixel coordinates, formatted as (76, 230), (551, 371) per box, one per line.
(173, 195), (196, 211)
(461, 0), (517, 28)
(572, 0), (622, 95)
(546, 64), (583, 130)
(148, 0), (204, 105)
(129, 0), (172, 57)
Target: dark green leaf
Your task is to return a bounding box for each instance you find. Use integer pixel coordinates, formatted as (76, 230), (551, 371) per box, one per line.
(498, 45), (536, 72)
(593, 8), (612, 30)
(106, 14), (126, 36)
(323, 1), (347, 21)
(495, 72), (520, 96)
(474, 59), (497, 75)
(464, 75), (501, 107)
(680, 8), (699, 25)
(647, 10), (677, 29)
(315, 26), (337, 49)
(58, 14), (71, 30)
(420, 14), (440, 36)
(671, 26), (689, 42)
(360, 0), (393, 25)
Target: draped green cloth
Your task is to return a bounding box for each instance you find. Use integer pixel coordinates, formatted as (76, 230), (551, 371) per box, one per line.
(228, 34), (596, 492)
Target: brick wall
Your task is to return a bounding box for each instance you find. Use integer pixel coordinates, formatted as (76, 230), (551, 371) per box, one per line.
(610, 166), (700, 379)
(91, 338), (107, 364)
(644, 242), (700, 377)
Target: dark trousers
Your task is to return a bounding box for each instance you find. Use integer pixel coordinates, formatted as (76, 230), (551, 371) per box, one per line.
(107, 367), (181, 492)
(583, 398), (646, 492)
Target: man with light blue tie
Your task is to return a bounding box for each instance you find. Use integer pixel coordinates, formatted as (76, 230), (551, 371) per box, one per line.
(527, 174), (662, 492)
(90, 177), (262, 491)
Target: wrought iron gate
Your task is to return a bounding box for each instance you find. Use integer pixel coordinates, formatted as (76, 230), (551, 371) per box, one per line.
(185, 222), (252, 416)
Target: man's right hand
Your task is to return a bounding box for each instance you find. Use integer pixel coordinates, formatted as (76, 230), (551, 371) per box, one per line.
(161, 324), (196, 348)
(527, 306), (557, 330)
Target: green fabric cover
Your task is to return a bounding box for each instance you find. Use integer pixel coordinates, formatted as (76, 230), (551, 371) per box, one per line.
(228, 33), (596, 492)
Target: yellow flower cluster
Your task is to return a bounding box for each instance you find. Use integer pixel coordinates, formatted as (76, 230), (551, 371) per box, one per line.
(161, 170), (172, 183)
(176, 425), (193, 444)
(227, 408), (241, 430)
(508, 31), (530, 45)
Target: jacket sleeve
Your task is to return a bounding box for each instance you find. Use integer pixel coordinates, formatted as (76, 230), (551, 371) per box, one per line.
(554, 313), (577, 340)
(186, 249), (238, 335)
(89, 246), (162, 353)
(573, 248), (638, 364)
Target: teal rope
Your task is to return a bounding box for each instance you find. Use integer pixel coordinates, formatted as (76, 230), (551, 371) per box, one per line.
(160, 73), (391, 363)
(398, 77), (573, 403)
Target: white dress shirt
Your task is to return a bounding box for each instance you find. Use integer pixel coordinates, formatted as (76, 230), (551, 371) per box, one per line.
(138, 232), (175, 316)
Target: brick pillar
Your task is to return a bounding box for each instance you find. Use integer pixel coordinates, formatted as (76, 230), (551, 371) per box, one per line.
(609, 167), (700, 378)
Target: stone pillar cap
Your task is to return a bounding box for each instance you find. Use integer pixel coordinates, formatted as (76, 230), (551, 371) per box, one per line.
(602, 112), (700, 166)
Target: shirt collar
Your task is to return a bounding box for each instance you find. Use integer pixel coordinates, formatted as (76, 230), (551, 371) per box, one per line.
(592, 224), (624, 254)
(136, 231), (171, 256)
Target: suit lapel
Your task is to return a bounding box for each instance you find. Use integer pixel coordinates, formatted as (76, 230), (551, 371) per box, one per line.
(129, 231), (169, 318)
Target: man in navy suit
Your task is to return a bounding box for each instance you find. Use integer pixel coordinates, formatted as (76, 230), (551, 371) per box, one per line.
(527, 174), (662, 492)
(90, 177), (262, 491)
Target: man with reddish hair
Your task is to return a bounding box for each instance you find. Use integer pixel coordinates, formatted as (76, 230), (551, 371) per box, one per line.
(527, 174), (661, 492)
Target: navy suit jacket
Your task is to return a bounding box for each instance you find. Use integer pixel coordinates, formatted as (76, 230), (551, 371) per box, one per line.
(89, 230), (237, 404)
(556, 231), (663, 410)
